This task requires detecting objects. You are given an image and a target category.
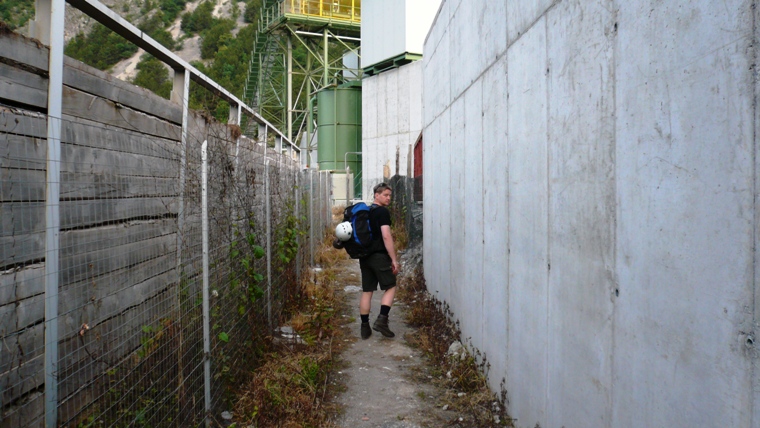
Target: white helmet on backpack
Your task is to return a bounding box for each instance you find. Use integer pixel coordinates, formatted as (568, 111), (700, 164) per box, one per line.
(335, 222), (353, 241)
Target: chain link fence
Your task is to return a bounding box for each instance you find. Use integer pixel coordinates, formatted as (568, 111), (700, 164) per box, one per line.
(0, 27), (334, 427)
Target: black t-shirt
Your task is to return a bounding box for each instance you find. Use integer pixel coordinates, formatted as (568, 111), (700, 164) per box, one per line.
(369, 205), (392, 253)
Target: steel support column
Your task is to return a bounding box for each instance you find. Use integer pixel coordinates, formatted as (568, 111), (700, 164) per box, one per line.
(43, 0), (65, 425)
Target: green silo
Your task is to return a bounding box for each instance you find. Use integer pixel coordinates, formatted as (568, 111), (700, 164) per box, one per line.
(317, 83), (362, 176)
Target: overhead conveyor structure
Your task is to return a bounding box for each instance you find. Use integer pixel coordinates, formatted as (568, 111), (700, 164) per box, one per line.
(242, 0), (362, 167)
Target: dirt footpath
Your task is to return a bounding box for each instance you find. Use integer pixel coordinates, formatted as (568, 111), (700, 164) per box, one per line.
(330, 253), (458, 427)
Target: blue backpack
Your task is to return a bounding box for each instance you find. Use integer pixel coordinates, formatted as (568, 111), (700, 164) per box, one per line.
(341, 202), (383, 259)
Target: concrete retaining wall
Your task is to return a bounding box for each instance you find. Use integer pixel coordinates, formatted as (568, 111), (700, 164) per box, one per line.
(362, 60), (423, 197)
(422, 1), (759, 426)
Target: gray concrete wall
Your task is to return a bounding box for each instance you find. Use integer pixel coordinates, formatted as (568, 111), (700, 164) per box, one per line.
(422, 1), (760, 427)
(362, 61), (423, 197)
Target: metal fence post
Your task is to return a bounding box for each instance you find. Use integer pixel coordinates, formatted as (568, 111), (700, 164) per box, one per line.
(44, 0), (65, 425)
(295, 170), (300, 283)
(174, 69), (189, 274)
(201, 141), (211, 427)
(309, 170), (314, 266)
(265, 158), (272, 328)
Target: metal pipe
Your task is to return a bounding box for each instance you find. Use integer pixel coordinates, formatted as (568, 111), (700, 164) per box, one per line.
(295, 170), (300, 284)
(175, 69), (189, 274)
(287, 34), (293, 142)
(265, 158), (272, 328)
(201, 140), (211, 427)
(44, 0), (65, 425)
(323, 28), (329, 86)
(309, 170), (314, 266)
(307, 94), (316, 167)
(343, 152), (361, 204)
(294, 30), (361, 42)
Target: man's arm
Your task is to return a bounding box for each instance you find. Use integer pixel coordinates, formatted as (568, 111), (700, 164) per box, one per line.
(380, 225), (399, 275)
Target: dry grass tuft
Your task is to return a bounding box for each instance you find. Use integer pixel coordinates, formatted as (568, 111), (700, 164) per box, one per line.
(332, 205), (345, 218)
(315, 231), (349, 266)
(398, 265), (514, 427)
(231, 233), (350, 428)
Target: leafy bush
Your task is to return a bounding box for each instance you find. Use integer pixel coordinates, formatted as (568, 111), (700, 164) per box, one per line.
(181, 0), (214, 34)
(132, 55), (172, 99)
(243, 0), (262, 23)
(200, 18), (235, 59)
(158, 0), (187, 24)
(138, 12), (180, 50)
(0, 0), (34, 30)
(65, 23), (138, 70)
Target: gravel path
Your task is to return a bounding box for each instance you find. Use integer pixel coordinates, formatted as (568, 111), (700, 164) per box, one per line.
(331, 255), (456, 428)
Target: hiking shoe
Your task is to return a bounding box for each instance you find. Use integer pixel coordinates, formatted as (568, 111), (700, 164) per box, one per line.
(360, 322), (372, 339)
(372, 314), (395, 338)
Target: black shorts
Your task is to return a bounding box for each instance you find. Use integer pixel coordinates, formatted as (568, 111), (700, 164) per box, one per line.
(359, 252), (396, 292)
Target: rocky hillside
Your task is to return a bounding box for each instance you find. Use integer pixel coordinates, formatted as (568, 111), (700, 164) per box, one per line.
(3, 0), (261, 121)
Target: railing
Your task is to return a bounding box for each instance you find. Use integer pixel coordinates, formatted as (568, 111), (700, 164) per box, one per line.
(263, 0), (361, 28)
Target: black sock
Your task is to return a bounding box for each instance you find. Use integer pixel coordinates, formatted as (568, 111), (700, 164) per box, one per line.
(380, 305), (391, 316)
(360, 314), (369, 323)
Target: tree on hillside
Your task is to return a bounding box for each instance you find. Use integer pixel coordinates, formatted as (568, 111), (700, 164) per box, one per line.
(201, 19), (236, 59)
(66, 23), (138, 70)
(181, 0), (214, 34)
(132, 55), (172, 99)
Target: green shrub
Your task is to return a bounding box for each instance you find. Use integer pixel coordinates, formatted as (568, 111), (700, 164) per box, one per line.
(0, 0), (34, 30)
(243, 0), (261, 23)
(132, 55), (172, 99)
(181, 0), (214, 34)
(200, 19), (235, 59)
(65, 23), (138, 70)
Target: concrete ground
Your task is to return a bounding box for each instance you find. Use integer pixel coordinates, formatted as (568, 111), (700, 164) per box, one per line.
(331, 253), (459, 428)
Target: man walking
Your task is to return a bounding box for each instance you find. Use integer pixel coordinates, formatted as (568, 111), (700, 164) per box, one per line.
(359, 182), (400, 339)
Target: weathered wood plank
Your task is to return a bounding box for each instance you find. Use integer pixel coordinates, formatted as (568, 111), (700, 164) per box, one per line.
(59, 197), (178, 228)
(0, 62), (47, 109)
(0, 168), (45, 203)
(0, 353), (44, 413)
(0, 224), (176, 290)
(62, 144), (179, 179)
(59, 252), (177, 317)
(0, 31), (49, 72)
(0, 109), (46, 138)
(1, 256), (178, 390)
(62, 86), (181, 141)
(0, 292), (44, 335)
(61, 116), (181, 158)
(0, 198), (176, 233)
(1, 216), (179, 269)
(0, 133), (46, 170)
(2, 127), (181, 178)
(60, 218), (177, 257)
(0, 232), (44, 268)
(63, 58), (183, 125)
(0, 169), (123, 204)
(0, 262), (44, 307)
(1, 198), (177, 266)
(58, 272), (177, 398)
(1, 391), (44, 428)
(0, 322), (44, 376)
(59, 233), (176, 291)
(60, 172), (178, 200)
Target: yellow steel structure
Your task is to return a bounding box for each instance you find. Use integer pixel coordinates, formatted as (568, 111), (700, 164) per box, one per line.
(280, 0), (361, 23)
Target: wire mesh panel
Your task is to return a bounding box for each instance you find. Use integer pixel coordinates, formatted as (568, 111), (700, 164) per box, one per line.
(0, 27), (330, 428)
